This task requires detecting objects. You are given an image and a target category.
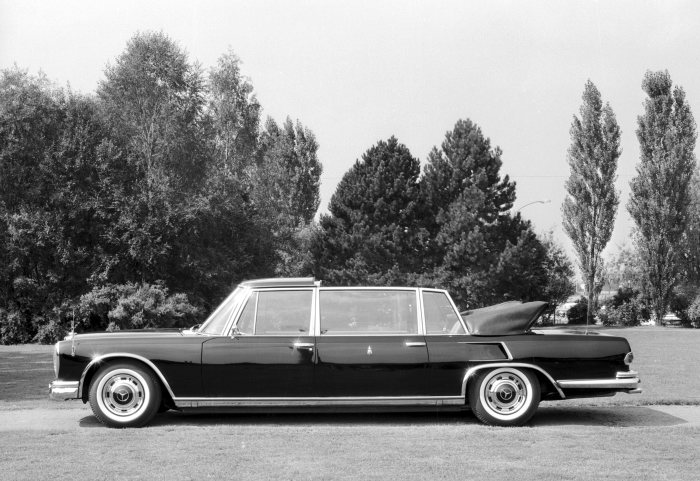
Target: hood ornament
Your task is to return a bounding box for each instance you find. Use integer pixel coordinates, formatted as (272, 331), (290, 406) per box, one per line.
(367, 345), (373, 356)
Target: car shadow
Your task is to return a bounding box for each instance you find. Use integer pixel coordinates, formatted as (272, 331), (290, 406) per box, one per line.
(531, 406), (688, 427)
(77, 405), (689, 428)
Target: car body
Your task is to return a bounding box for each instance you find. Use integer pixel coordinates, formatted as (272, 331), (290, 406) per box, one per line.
(49, 278), (641, 427)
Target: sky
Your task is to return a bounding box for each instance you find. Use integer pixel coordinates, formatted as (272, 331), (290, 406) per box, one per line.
(2, 0), (700, 267)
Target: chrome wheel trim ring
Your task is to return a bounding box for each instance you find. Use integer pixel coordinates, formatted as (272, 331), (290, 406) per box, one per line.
(96, 368), (150, 423)
(479, 367), (532, 421)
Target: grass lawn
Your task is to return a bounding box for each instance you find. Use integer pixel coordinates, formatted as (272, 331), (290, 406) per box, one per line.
(1, 412), (698, 480)
(1, 327), (699, 480)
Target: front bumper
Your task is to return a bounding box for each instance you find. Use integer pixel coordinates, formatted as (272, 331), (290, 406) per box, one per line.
(557, 371), (642, 393)
(49, 381), (80, 401)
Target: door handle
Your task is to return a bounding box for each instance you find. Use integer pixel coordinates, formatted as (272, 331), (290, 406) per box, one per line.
(405, 341), (426, 347)
(293, 342), (315, 350)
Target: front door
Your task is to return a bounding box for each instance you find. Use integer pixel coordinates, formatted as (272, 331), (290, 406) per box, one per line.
(202, 289), (315, 397)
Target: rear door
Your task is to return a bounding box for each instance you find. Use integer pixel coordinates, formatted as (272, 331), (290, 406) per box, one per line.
(202, 288), (316, 397)
(314, 288), (430, 397)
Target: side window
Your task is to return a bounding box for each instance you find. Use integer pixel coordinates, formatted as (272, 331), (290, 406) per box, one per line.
(234, 290), (312, 335)
(423, 291), (465, 334)
(235, 292), (257, 334)
(320, 290), (418, 335)
(199, 288), (246, 335)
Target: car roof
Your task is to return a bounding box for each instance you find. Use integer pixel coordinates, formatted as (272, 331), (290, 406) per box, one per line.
(239, 277), (319, 288)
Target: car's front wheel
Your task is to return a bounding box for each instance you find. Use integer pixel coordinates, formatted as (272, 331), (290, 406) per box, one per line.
(469, 367), (540, 426)
(89, 362), (161, 428)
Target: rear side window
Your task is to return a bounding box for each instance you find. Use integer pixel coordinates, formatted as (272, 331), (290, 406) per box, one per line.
(319, 290), (418, 335)
(234, 290), (312, 335)
(423, 291), (465, 334)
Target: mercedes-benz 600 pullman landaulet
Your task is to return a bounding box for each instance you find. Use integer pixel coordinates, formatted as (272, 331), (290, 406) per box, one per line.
(49, 278), (641, 427)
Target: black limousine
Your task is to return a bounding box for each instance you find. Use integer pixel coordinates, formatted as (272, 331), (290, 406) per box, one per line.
(49, 278), (640, 427)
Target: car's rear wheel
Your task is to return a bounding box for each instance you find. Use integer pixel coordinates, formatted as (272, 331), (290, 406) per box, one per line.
(89, 362), (161, 428)
(469, 367), (540, 426)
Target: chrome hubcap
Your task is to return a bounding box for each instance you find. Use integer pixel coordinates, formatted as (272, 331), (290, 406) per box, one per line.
(483, 371), (527, 415)
(101, 373), (145, 417)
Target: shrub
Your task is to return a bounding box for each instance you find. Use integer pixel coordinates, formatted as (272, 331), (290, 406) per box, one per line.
(566, 297), (589, 325)
(33, 319), (67, 344)
(600, 295), (648, 327)
(686, 295), (700, 328)
(79, 281), (201, 331)
(0, 309), (32, 344)
(610, 287), (639, 308)
(670, 285), (699, 326)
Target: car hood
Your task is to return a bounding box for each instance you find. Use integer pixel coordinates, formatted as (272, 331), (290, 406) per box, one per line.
(461, 301), (549, 336)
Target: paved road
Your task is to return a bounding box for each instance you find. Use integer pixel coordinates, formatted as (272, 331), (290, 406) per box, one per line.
(1, 404), (699, 431)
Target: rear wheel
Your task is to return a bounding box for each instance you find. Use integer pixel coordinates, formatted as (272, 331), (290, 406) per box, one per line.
(89, 362), (161, 428)
(469, 367), (540, 426)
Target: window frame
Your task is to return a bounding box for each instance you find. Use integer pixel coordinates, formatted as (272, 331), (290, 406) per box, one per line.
(228, 287), (316, 337)
(419, 288), (468, 335)
(316, 287), (422, 337)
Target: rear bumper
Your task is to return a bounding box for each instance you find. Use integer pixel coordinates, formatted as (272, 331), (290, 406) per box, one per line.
(49, 381), (80, 401)
(557, 371), (641, 393)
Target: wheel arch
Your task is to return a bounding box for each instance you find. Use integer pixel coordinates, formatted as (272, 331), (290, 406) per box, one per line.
(79, 353), (176, 404)
(461, 362), (565, 401)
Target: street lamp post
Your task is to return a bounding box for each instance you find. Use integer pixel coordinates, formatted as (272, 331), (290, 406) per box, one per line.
(515, 199), (551, 213)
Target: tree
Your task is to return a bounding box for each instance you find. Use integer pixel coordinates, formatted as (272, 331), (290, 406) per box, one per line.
(562, 80), (621, 324)
(0, 68), (112, 341)
(628, 70), (697, 322)
(311, 136), (423, 284)
(207, 49), (261, 178)
(605, 245), (644, 291)
(681, 167), (700, 285)
(539, 233), (576, 306)
(420, 119), (539, 307)
(253, 117), (322, 276)
(97, 31), (209, 286)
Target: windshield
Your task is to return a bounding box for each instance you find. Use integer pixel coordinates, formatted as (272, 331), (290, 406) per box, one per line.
(198, 287), (248, 335)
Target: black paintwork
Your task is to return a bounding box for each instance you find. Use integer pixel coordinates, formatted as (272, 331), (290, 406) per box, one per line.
(52, 284), (636, 406)
(54, 328), (633, 402)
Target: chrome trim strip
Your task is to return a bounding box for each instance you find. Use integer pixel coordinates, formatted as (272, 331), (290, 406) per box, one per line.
(173, 396), (465, 408)
(557, 371), (641, 391)
(417, 288), (426, 335)
(500, 342), (514, 361)
(456, 342), (514, 361)
(49, 380), (79, 400)
(78, 353), (177, 400)
(460, 363), (566, 399)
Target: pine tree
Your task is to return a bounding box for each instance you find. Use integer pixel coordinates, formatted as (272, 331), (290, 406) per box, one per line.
(628, 70), (697, 322)
(420, 119), (531, 307)
(311, 137), (423, 285)
(562, 80), (621, 324)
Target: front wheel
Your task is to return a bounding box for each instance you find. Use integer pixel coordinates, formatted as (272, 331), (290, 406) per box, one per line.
(89, 362), (161, 428)
(469, 367), (540, 426)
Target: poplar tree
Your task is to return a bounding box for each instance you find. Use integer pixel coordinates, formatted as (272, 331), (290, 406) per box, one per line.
(628, 70), (697, 322)
(562, 81), (621, 324)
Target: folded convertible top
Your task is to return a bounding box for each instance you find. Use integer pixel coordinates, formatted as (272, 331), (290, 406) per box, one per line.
(461, 301), (549, 336)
